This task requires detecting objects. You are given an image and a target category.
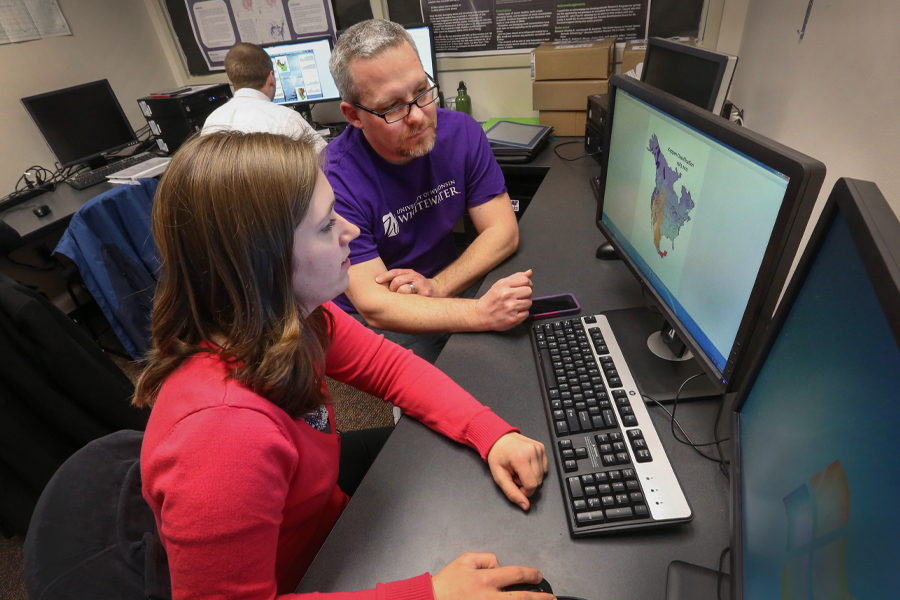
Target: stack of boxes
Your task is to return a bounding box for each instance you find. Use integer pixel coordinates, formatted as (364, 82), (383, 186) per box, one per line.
(620, 39), (648, 79)
(531, 38), (616, 136)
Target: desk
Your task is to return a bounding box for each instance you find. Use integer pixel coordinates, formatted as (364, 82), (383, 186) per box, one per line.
(297, 139), (731, 598)
(0, 181), (115, 250)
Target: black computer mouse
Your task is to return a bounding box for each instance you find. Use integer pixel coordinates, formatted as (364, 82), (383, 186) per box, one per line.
(502, 577), (553, 595)
(32, 204), (51, 217)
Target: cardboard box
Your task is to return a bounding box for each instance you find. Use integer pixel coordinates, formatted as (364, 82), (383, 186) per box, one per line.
(620, 39), (647, 78)
(531, 38), (616, 81)
(539, 111), (588, 137)
(533, 79), (609, 111)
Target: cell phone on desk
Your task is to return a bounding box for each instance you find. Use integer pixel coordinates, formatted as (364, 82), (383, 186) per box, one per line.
(527, 293), (580, 320)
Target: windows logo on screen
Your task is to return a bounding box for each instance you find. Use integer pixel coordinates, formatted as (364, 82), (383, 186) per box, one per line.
(781, 460), (853, 599)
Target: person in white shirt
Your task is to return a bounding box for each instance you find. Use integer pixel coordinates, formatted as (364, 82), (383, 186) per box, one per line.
(203, 43), (328, 153)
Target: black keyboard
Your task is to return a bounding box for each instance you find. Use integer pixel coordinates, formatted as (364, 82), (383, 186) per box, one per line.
(531, 315), (692, 536)
(65, 153), (155, 190)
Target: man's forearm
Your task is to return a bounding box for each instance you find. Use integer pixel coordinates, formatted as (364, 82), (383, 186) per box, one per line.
(432, 222), (518, 298)
(360, 294), (487, 334)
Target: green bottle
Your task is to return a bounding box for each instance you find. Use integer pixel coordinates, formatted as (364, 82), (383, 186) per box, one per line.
(454, 81), (472, 115)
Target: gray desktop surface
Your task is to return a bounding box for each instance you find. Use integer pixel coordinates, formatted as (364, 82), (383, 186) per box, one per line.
(0, 181), (115, 248)
(297, 139), (731, 598)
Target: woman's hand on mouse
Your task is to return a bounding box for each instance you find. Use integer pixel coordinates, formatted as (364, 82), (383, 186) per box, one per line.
(431, 552), (554, 600)
(487, 432), (548, 511)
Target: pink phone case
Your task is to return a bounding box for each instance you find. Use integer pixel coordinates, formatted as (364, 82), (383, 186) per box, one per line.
(527, 294), (581, 320)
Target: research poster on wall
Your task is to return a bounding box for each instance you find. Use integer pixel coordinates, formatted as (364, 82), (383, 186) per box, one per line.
(420, 0), (648, 56)
(183, 0), (336, 70)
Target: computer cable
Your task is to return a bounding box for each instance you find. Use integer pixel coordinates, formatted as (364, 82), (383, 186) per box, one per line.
(643, 373), (731, 474)
(553, 140), (599, 162)
(717, 546), (731, 600)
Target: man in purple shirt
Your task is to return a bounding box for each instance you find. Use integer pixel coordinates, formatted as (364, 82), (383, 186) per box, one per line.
(325, 19), (533, 362)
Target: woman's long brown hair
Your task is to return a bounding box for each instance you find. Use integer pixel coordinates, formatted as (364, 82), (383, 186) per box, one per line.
(133, 131), (332, 418)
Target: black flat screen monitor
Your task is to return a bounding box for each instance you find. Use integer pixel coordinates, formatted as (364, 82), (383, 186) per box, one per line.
(595, 76), (824, 399)
(732, 178), (900, 598)
(262, 36), (340, 108)
(21, 79), (139, 169)
(641, 37), (738, 116)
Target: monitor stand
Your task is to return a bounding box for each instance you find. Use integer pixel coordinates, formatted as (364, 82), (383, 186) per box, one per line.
(602, 306), (722, 402)
(665, 561), (730, 600)
(294, 104), (314, 126)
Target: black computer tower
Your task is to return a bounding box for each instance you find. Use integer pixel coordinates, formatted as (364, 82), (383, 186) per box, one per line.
(585, 94), (607, 165)
(137, 84), (232, 154)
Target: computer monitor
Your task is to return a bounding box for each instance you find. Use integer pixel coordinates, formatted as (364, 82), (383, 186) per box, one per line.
(732, 178), (900, 598)
(262, 36), (340, 121)
(403, 23), (437, 80)
(21, 79), (139, 170)
(595, 75), (824, 400)
(641, 37), (738, 116)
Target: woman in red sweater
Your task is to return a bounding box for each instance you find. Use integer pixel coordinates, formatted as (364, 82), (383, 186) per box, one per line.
(134, 131), (553, 600)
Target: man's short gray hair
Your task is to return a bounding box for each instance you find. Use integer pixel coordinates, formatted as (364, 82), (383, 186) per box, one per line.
(330, 19), (420, 104)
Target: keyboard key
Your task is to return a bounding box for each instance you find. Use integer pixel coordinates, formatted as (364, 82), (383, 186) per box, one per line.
(597, 484), (611, 495)
(613, 442), (626, 452)
(578, 411), (591, 431)
(575, 511), (604, 525)
(555, 421), (569, 436)
(591, 415), (605, 429)
(602, 409), (617, 428)
(626, 480), (640, 491)
(559, 439), (572, 449)
(567, 476), (584, 499)
(608, 470), (622, 481)
(584, 485), (597, 496)
(562, 449), (574, 460)
(605, 507), (634, 520)
(565, 408), (580, 433)
(615, 494), (630, 506)
(573, 499), (586, 511)
(635, 449), (652, 463)
(612, 482), (625, 493)
(621, 468), (635, 479)
(594, 472), (608, 483)
(564, 460), (577, 472)
(574, 447), (588, 459)
(609, 432), (623, 443)
(580, 474), (595, 485)
(634, 504), (649, 517)
(630, 492), (644, 503)
(627, 429), (643, 440)
(587, 497), (601, 509)
(601, 454), (616, 466)
(608, 377), (623, 387)
(599, 443), (612, 454)
(623, 415), (638, 427)
(616, 452), (630, 464)
(601, 495), (615, 507)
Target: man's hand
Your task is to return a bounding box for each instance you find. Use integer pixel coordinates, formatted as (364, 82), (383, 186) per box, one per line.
(487, 432), (547, 511)
(375, 268), (443, 297)
(475, 270), (534, 331)
(432, 553), (553, 600)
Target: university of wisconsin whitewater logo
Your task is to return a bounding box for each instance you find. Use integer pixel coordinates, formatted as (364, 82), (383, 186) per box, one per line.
(383, 212), (399, 237)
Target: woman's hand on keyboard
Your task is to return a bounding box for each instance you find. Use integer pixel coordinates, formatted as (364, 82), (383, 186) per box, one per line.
(487, 432), (548, 511)
(432, 552), (554, 600)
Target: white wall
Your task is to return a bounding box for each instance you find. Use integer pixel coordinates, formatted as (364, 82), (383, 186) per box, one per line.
(727, 0), (900, 217)
(0, 0), (181, 193)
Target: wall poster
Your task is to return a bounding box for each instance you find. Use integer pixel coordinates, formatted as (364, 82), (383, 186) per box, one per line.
(420, 0), (649, 56)
(183, 0), (337, 70)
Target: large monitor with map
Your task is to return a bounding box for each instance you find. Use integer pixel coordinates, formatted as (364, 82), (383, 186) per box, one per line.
(262, 36), (340, 118)
(594, 76), (825, 399)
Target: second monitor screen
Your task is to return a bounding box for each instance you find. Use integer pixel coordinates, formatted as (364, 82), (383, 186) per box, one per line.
(601, 90), (790, 373)
(265, 38), (340, 106)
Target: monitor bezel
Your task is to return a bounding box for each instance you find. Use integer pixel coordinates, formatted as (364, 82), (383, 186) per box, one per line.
(641, 37), (734, 114)
(401, 23), (438, 80)
(730, 177), (900, 599)
(261, 35), (340, 108)
(21, 79), (139, 168)
(595, 75), (823, 392)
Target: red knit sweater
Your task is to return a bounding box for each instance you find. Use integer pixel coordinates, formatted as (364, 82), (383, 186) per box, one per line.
(141, 302), (517, 599)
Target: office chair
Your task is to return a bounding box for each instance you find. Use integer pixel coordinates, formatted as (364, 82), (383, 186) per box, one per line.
(0, 274), (148, 537)
(23, 430), (171, 600)
(54, 178), (161, 360)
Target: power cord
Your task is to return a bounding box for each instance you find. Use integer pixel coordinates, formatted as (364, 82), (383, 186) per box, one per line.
(717, 546), (731, 600)
(643, 373), (731, 477)
(553, 140), (599, 162)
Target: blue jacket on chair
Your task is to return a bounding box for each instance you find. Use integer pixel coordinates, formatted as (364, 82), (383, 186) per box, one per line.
(55, 179), (160, 359)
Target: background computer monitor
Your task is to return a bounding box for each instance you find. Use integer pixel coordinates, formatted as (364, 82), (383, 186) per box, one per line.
(594, 75), (824, 400)
(732, 178), (900, 598)
(21, 79), (139, 170)
(262, 36), (340, 116)
(403, 23), (437, 80)
(640, 37), (737, 116)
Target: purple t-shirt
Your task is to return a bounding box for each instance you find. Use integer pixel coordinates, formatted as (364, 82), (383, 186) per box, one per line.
(324, 108), (507, 313)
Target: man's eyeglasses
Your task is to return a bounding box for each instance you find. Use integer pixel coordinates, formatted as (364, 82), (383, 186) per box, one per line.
(353, 75), (440, 124)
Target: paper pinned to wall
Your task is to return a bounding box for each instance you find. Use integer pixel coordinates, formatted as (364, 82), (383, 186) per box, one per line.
(0, 0), (70, 44)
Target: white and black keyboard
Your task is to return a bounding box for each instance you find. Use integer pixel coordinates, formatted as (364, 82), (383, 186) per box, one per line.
(531, 315), (692, 536)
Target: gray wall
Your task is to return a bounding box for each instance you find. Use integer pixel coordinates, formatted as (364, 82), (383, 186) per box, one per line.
(0, 0), (178, 193)
(727, 0), (899, 217)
